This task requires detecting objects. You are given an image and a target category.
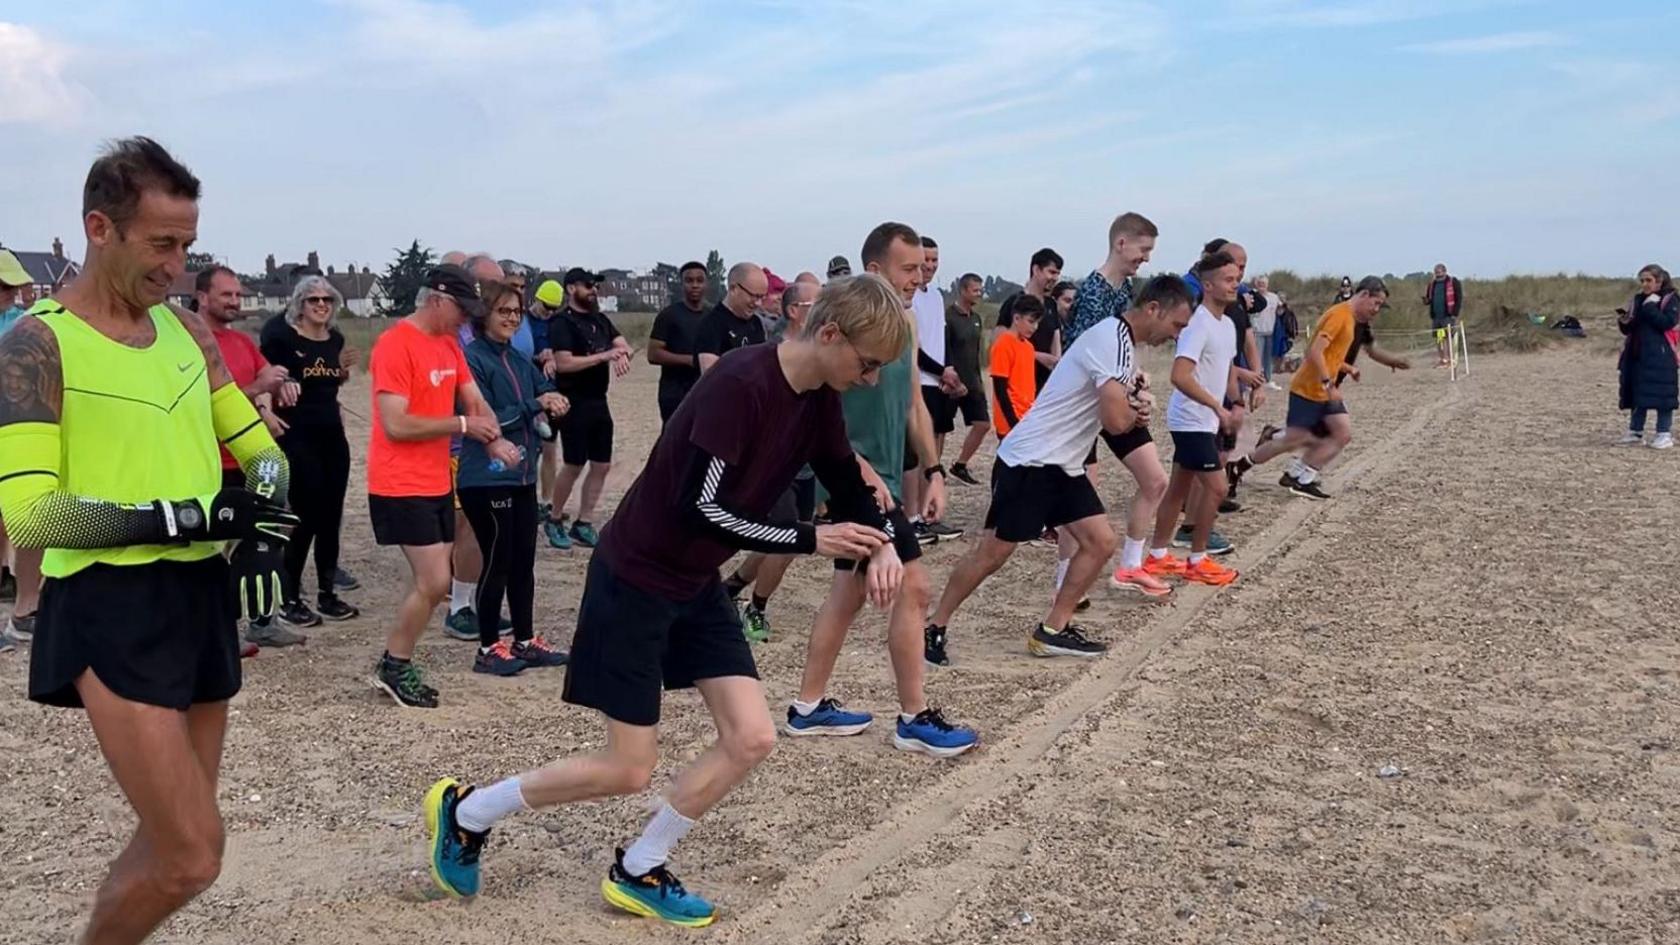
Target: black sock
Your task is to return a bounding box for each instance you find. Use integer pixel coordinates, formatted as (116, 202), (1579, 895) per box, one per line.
(382, 651), (409, 666)
(724, 572), (749, 599)
(750, 594), (769, 612)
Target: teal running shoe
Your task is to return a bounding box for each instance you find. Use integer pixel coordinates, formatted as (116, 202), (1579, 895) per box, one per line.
(423, 778), (488, 898)
(601, 848), (716, 927)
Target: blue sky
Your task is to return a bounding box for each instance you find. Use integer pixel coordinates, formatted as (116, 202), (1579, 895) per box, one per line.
(1, 1), (1674, 281)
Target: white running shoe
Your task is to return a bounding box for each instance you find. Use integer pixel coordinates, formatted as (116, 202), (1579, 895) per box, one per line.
(1266, 381), (1282, 390)
(1651, 432), (1674, 450)
(1618, 430), (1644, 446)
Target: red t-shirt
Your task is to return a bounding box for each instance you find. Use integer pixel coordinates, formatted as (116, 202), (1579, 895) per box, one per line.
(368, 319), (470, 497)
(212, 325), (268, 471)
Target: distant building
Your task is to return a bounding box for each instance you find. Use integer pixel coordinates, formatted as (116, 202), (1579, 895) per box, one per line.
(599, 267), (666, 311)
(0, 237), (81, 304)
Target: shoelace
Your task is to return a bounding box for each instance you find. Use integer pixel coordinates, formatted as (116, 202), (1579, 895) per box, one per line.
(816, 697), (846, 713)
(915, 708), (954, 732)
(455, 826), (487, 864)
(397, 662), (428, 696)
(644, 865), (688, 899)
(1058, 626), (1094, 646)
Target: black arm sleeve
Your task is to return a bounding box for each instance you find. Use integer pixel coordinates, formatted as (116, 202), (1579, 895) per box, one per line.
(680, 448), (817, 554)
(917, 348), (944, 376)
(993, 376), (1019, 427)
(808, 451), (891, 534)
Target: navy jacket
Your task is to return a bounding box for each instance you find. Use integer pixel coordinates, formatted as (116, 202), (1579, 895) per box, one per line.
(1618, 291), (1679, 411)
(458, 334), (557, 489)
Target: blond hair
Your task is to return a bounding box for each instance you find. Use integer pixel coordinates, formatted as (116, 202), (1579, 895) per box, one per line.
(800, 273), (911, 359)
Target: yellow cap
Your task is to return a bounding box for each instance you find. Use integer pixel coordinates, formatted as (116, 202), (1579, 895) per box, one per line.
(0, 250), (29, 288)
(534, 279), (563, 307)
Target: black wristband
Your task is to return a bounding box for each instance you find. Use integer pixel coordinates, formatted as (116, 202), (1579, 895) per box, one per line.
(924, 464), (946, 481)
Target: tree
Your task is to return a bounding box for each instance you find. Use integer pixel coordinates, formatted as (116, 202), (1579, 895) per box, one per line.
(185, 251), (218, 272)
(377, 239), (436, 317)
(705, 249), (726, 306)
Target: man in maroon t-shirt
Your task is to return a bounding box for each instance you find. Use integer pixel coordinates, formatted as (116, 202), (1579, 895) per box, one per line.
(199, 266), (297, 650)
(422, 274), (913, 926)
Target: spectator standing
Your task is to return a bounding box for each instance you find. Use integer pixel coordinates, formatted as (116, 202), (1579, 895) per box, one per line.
(1617, 264), (1678, 449)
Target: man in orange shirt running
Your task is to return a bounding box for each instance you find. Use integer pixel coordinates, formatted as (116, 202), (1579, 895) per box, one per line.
(1226, 276), (1397, 500)
(989, 296), (1042, 437)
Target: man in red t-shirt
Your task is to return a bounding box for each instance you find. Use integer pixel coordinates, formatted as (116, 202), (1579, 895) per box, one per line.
(200, 266), (298, 652)
(367, 264), (517, 708)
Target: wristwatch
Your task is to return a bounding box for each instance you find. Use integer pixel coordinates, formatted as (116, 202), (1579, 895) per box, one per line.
(923, 464), (946, 482)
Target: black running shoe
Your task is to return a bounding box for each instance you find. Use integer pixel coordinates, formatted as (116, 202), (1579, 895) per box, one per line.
(316, 593), (360, 621)
(1218, 497), (1243, 514)
(1226, 458), (1251, 490)
(374, 657), (439, 708)
(914, 521), (938, 546)
(1279, 472), (1300, 490)
(1287, 479), (1331, 501)
(333, 567), (361, 592)
(279, 598), (324, 628)
(924, 623), (950, 666)
(928, 521), (964, 541)
(1027, 623), (1107, 658)
(0, 569), (15, 602)
(950, 462), (980, 486)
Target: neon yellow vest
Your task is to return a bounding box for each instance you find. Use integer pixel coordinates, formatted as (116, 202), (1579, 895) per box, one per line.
(30, 300), (222, 576)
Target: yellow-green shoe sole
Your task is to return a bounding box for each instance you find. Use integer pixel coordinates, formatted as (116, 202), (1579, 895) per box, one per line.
(423, 778), (468, 898)
(600, 878), (716, 928)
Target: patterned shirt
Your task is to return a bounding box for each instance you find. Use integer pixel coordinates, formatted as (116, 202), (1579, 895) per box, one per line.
(1065, 270), (1131, 349)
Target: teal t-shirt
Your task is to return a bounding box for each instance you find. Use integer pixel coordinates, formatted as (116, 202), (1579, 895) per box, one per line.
(836, 342), (912, 502)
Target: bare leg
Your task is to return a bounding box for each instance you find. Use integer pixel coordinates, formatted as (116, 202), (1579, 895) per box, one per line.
(11, 545), (42, 617)
(1302, 413), (1353, 471)
(731, 554), (764, 586)
(887, 562), (931, 716)
(1120, 443), (1168, 542)
(752, 554), (795, 600)
(1151, 467), (1195, 550)
(1045, 514), (1118, 629)
(514, 718), (661, 807)
(539, 441), (559, 508)
(667, 677), (777, 816)
(902, 465), (923, 521)
(77, 674), (226, 945)
(550, 464), (584, 521)
(928, 533), (1016, 627)
(956, 421), (990, 466)
(797, 571), (864, 703)
(1250, 426), (1315, 466)
(1187, 470), (1226, 555)
(576, 461), (612, 524)
(387, 543), (451, 659)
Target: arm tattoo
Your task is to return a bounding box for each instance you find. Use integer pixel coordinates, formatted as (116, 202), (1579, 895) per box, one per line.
(168, 302), (234, 390)
(0, 317), (63, 427)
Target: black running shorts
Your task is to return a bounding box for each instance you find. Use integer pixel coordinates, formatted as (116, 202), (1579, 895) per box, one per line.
(834, 506), (922, 571)
(30, 556), (241, 710)
(1170, 431), (1222, 472)
(562, 554), (758, 727)
(369, 493), (455, 546)
(560, 397), (614, 466)
(982, 459), (1105, 543)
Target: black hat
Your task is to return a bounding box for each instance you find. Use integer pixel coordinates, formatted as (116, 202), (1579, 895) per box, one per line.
(826, 255), (851, 277)
(563, 267), (600, 287)
(421, 264), (485, 318)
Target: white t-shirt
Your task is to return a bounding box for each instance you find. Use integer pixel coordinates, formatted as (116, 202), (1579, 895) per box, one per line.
(912, 285), (947, 386)
(998, 316), (1135, 474)
(1252, 291), (1280, 335)
(1165, 304), (1237, 434)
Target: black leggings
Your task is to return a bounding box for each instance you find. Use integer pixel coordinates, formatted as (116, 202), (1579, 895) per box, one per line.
(279, 424), (350, 601)
(457, 484), (539, 647)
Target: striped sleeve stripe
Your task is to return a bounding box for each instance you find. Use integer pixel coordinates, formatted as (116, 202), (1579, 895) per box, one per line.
(0, 468), (59, 485)
(222, 418), (264, 444)
(696, 457), (801, 548)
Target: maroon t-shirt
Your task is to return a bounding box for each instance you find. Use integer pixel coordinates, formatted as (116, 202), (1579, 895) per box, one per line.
(600, 344), (854, 598)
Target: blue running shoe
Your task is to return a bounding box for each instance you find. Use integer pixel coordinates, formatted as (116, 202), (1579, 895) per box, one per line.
(569, 521), (600, 548)
(543, 517), (572, 550)
(602, 848), (717, 927)
(893, 708), (979, 758)
(785, 697), (874, 736)
(1171, 526), (1234, 556)
(423, 778), (489, 898)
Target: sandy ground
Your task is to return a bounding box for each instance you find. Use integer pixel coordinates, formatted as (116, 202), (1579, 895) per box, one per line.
(3, 341), (1677, 944)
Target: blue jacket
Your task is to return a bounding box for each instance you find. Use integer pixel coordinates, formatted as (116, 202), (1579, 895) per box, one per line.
(458, 334), (557, 489)
(1618, 291), (1679, 411)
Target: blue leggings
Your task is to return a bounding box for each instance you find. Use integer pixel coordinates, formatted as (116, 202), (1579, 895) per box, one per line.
(1630, 408), (1673, 434)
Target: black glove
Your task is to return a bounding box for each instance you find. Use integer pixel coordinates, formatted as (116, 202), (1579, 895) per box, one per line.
(162, 488), (300, 543)
(229, 536), (286, 621)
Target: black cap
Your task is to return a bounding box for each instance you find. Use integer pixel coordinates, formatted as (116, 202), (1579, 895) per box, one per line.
(421, 264), (485, 319)
(826, 255), (851, 277)
(563, 267), (600, 287)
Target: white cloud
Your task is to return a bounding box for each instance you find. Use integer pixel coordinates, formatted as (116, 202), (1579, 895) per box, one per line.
(0, 22), (84, 125)
(1400, 30), (1566, 55)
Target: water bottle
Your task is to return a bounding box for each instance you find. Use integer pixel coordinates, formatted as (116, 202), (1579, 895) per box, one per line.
(533, 414), (554, 441)
(487, 445), (527, 474)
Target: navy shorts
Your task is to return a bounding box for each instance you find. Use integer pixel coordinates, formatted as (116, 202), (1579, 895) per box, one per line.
(1169, 431), (1221, 472)
(1285, 393), (1348, 438)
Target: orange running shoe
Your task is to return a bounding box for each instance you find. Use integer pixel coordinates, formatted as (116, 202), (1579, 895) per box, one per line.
(1111, 566), (1173, 598)
(1184, 555), (1239, 586)
(1142, 552), (1187, 577)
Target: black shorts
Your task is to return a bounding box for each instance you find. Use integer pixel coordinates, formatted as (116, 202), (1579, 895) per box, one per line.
(1170, 431), (1222, 472)
(982, 459), (1105, 543)
(769, 477), (817, 525)
(925, 385), (987, 436)
(369, 493), (455, 546)
(29, 556), (240, 710)
(834, 506), (923, 571)
(560, 397), (614, 465)
(1286, 393), (1349, 438)
(1101, 425), (1153, 462)
(562, 554), (758, 727)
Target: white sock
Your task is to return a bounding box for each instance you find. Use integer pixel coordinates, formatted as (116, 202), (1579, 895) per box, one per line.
(1298, 465), (1320, 485)
(1121, 538), (1145, 571)
(1189, 552), (1206, 566)
(1287, 456), (1306, 478)
(450, 579), (475, 615)
(1054, 557), (1071, 590)
(622, 802), (695, 876)
(899, 712), (919, 724)
(1149, 547), (1168, 560)
(455, 776), (527, 833)
(790, 698), (821, 717)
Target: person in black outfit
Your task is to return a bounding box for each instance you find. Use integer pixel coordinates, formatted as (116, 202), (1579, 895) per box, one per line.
(994, 248), (1064, 390)
(647, 260), (709, 423)
(695, 261), (769, 373)
(543, 268), (632, 549)
(259, 275), (359, 623)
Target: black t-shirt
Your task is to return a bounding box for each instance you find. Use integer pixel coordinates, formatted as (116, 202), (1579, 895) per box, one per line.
(600, 345), (855, 599)
(547, 308), (622, 401)
(650, 300), (706, 406)
(997, 293), (1060, 389)
(1224, 301), (1253, 371)
(258, 316), (347, 429)
(695, 302), (766, 364)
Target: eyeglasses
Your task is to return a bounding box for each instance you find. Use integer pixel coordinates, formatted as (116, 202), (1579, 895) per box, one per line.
(731, 282), (767, 303)
(492, 305), (523, 317)
(837, 329), (885, 375)
(304, 296), (334, 307)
